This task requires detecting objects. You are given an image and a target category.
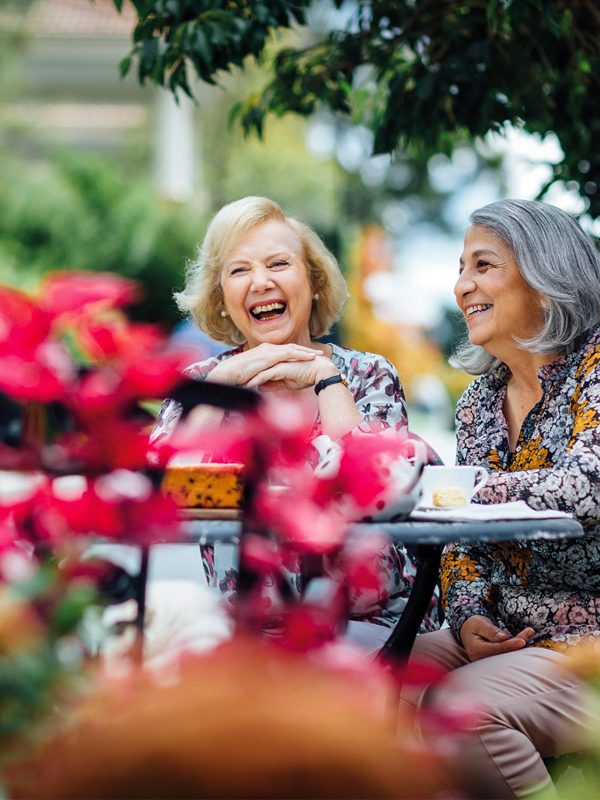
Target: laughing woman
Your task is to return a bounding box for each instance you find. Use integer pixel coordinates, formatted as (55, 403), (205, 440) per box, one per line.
(152, 195), (438, 651)
(405, 199), (600, 799)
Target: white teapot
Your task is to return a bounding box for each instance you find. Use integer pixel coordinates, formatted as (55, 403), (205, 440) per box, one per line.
(313, 433), (427, 522)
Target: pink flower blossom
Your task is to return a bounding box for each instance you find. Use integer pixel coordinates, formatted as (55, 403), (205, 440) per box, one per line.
(0, 286), (51, 357)
(39, 272), (140, 316)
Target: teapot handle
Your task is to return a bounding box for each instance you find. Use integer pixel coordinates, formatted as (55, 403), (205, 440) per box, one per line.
(398, 437), (427, 495)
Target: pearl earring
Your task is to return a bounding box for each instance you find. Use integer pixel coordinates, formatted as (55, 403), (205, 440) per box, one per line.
(220, 309), (228, 318)
(313, 293), (319, 301)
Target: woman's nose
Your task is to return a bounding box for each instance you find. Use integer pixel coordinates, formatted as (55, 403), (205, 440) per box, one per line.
(454, 271), (476, 301)
(250, 265), (275, 291)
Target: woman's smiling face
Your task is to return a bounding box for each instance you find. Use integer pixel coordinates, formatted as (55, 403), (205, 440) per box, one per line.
(220, 219), (314, 349)
(454, 225), (544, 361)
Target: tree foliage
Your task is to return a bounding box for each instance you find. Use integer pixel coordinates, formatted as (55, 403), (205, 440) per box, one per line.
(115, 0), (600, 218)
(0, 153), (202, 327)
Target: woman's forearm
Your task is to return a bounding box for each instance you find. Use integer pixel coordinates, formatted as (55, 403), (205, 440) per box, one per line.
(317, 384), (363, 439)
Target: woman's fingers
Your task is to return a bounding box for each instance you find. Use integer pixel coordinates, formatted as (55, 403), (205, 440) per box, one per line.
(514, 626), (535, 642)
(460, 615), (536, 661)
(245, 365), (283, 388)
(209, 344), (317, 385)
(467, 632), (528, 661)
(245, 361), (313, 390)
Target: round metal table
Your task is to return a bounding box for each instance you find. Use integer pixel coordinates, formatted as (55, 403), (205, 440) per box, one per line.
(177, 513), (585, 661)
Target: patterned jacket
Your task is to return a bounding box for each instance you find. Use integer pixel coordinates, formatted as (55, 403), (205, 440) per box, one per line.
(441, 326), (600, 649)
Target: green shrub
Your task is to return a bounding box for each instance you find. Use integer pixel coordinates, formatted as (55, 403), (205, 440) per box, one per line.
(0, 152), (205, 327)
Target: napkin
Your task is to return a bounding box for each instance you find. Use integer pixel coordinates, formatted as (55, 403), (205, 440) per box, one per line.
(409, 500), (573, 522)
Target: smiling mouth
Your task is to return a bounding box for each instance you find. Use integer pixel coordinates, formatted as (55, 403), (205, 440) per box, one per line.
(249, 301), (287, 321)
(466, 303), (492, 319)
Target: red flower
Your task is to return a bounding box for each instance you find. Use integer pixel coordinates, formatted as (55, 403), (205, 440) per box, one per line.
(6, 472), (180, 547)
(256, 396), (315, 466)
(39, 272), (139, 316)
(73, 314), (167, 364)
(313, 430), (421, 510)
(150, 418), (255, 468)
(0, 354), (73, 403)
(398, 658), (447, 688)
(69, 368), (123, 422)
(116, 349), (190, 402)
(241, 534), (283, 574)
(51, 421), (152, 472)
(277, 605), (339, 652)
(256, 489), (347, 554)
(342, 535), (389, 594)
(0, 442), (40, 471)
(0, 286), (51, 357)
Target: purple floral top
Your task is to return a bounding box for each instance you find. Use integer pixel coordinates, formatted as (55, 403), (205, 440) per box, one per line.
(441, 326), (600, 650)
(153, 343), (439, 634)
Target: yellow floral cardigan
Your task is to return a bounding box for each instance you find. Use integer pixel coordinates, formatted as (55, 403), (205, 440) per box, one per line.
(442, 327), (600, 650)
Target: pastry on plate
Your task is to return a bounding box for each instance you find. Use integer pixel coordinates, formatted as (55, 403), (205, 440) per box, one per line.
(432, 486), (468, 508)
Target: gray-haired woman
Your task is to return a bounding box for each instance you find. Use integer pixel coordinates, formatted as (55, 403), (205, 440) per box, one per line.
(405, 199), (600, 798)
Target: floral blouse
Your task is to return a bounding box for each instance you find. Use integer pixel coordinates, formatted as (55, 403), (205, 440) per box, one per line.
(441, 326), (600, 650)
(153, 343), (439, 634)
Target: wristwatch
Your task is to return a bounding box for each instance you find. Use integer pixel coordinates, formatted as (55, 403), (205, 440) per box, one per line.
(314, 373), (349, 395)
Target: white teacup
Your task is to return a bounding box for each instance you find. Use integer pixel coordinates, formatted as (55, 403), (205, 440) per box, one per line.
(419, 465), (489, 508)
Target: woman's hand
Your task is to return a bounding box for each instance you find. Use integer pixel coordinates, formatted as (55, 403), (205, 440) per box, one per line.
(207, 343), (320, 387)
(460, 615), (535, 662)
(245, 354), (338, 392)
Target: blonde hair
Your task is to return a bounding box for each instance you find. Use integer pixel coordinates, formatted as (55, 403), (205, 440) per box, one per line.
(175, 196), (349, 345)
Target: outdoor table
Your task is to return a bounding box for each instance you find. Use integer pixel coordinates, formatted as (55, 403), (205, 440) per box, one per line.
(177, 512), (585, 662)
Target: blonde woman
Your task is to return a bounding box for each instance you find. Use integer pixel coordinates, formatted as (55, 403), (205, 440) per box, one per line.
(153, 196), (439, 652)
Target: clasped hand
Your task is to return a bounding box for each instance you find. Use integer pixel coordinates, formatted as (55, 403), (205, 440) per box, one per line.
(460, 615), (535, 662)
(208, 343), (336, 391)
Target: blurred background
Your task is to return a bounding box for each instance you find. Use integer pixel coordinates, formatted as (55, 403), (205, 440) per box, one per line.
(0, 0), (590, 464)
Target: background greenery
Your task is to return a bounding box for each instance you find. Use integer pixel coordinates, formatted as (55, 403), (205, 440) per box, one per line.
(117, 0), (600, 222)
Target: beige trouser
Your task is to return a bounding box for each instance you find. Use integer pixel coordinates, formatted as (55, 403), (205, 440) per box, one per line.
(402, 628), (597, 798)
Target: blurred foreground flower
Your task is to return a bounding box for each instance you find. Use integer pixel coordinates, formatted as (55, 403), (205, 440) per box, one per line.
(0, 565), (97, 766)
(0, 272), (193, 766)
(0, 270), (446, 794)
(5, 637), (446, 800)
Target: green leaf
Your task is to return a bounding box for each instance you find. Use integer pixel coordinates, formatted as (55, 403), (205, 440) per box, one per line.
(51, 587), (98, 637)
(139, 36), (160, 80)
(119, 55), (132, 78)
(193, 27), (212, 68)
(12, 565), (56, 601)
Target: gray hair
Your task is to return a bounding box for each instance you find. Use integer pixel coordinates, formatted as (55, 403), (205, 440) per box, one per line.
(451, 199), (600, 375)
(174, 196), (348, 345)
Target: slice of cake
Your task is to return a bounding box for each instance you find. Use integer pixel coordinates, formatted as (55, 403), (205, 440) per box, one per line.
(432, 486), (468, 508)
(162, 463), (244, 508)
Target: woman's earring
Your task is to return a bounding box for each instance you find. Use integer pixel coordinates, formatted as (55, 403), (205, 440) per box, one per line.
(220, 309), (228, 318)
(313, 293), (319, 301)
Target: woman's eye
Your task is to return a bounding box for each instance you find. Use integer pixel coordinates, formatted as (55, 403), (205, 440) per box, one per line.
(269, 260), (289, 269)
(230, 266), (248, 275)
(476, 260), (491, 269)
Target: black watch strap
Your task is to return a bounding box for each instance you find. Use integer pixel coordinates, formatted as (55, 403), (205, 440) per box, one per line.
(314, 373), (348, 395)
